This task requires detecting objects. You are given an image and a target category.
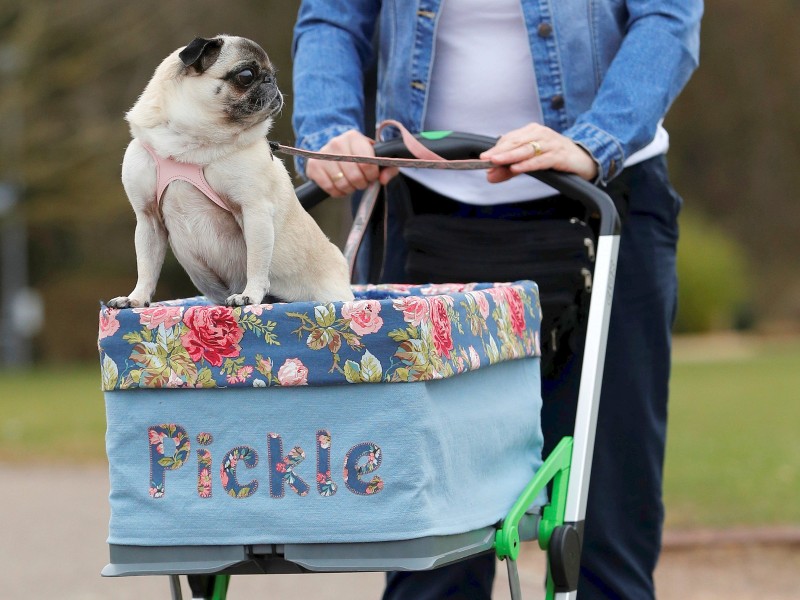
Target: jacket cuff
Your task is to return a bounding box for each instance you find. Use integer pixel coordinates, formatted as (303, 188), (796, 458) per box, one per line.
(294, 124), (360, 179)
(563, 122), (625, 185)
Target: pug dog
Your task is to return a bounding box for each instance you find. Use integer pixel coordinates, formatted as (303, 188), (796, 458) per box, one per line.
(108, 35), (354, 309)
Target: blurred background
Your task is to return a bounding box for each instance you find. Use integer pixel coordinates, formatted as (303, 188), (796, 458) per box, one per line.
(0, 0), (798, 364)
(1, 1), (799, 598)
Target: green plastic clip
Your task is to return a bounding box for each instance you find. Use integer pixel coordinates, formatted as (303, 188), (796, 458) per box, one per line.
(495, 437), (573, 600)
(419, 130), (453, 140)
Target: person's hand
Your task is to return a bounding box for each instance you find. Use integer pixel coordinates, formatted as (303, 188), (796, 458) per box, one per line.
(305, 130), (399, 197)
(480, 123), (598, 183)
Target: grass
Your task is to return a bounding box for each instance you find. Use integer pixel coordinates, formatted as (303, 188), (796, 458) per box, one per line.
(0, 364), (107, 463)
(664, 336), (800, 528)
(1, 337), (799, 527)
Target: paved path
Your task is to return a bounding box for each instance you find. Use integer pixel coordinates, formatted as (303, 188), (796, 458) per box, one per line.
(1, 465), (798, 599)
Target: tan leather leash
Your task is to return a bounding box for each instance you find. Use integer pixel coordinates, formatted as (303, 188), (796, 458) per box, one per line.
(270, 120), (495, 279)
(270, 144), (493, 170)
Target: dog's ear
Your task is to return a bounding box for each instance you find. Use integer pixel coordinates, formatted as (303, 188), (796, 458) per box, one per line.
(179, 37), (224, 73)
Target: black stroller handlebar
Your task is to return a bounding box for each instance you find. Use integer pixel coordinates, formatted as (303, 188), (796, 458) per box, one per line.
(295, 131), (621, 236)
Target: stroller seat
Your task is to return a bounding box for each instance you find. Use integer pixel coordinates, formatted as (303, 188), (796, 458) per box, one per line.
(98, 281), (546, 550)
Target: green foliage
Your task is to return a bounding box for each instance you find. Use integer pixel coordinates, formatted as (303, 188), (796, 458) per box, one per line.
(675, 209), (752, 333)
(666, 0), (800, 323)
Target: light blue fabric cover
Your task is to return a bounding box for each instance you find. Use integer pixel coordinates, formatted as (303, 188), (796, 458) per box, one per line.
(105, 358), (544, 546)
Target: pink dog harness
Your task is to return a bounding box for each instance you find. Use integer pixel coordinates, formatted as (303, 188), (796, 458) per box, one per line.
(140, 143), (231, 213)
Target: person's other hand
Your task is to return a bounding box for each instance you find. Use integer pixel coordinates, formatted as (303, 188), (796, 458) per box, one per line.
(480, 123), (598, 183)
(305, 130), (399, 197)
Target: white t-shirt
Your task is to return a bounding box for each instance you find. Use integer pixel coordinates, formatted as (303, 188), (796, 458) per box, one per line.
(402, 0), (668, 205)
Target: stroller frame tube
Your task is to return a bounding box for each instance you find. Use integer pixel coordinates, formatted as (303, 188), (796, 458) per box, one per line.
(565, 233), (619, 524)
(555, 233), (619, 600)
(492, 234), (619, 600)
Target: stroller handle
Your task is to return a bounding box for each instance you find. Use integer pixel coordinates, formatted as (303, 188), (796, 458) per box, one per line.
(295, 131), (621, 236)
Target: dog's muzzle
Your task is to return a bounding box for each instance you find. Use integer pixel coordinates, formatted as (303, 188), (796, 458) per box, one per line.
(267, 89), (283, 114)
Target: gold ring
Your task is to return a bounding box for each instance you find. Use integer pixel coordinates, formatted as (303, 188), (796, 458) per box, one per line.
(528, 141), (543, 156)
(333, 172), (345, 181)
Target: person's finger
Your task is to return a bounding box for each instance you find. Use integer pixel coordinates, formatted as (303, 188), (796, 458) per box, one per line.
(328, 163), (358, 194)
(486, 165), (515, 184)
(510, 143), (597, 181)
(485, 140), (547, 167)
(379, 166), (400, 185)
(485, 141), (557, 183)
(335, 162), (399, 192)
(346, 136), (381, 184)
(325, 132), (380, 187)
(481, 124), (547, 159)
(507, 154), (551, 176)
(307, 158), (347, 197)
(338, 160), (370, 190)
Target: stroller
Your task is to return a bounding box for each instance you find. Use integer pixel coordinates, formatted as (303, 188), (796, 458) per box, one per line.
(97, 132), (620, 600)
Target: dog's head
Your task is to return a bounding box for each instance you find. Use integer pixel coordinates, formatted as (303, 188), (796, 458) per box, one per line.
(127, 35), (283, 146)
(178, 36), (283, 126)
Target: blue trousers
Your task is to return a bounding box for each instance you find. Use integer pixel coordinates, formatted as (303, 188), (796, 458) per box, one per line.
(377, 156), (682, 599)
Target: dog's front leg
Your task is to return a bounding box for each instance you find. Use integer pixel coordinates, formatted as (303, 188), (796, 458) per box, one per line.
(225, 204), (274, 306)
(108, 209), (168, 308)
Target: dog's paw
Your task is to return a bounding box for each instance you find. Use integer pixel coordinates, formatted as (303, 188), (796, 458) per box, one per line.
(107, 296), (149, 309)
(225, 294), (253, 307)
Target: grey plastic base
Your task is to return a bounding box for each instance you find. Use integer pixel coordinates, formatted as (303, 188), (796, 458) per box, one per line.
(103, 514), (540, 577)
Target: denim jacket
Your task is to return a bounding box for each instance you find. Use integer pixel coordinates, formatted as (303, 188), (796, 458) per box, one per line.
(292, 0), (703, 184)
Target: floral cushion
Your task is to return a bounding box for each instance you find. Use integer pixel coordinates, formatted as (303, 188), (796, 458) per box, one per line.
(98, 281), (542, 390)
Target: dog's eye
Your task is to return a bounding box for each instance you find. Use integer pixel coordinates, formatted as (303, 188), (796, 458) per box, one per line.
(236, 69), (255, 86)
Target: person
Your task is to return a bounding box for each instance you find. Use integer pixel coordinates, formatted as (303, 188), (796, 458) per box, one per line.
(292, 1), (703, 598)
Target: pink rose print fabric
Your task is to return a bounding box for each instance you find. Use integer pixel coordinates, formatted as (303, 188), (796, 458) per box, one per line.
(181, 306), (244, 367)
(98, 281), (541, 389)
(133, 306), (184, 331)
(341, 300), (383, 335)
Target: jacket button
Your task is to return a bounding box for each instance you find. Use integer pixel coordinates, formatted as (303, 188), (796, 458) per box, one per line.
(550, 94), (565, 109)
(537, 22), (553, 37)
(411, 80), (425, 91)
(608, 159), (617, 178)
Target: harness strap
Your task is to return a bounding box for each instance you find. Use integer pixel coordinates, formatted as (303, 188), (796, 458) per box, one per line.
(140, 143), (232, 213)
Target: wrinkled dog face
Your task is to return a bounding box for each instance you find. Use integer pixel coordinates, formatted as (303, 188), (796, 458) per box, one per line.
(178, 36), (283, 129)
